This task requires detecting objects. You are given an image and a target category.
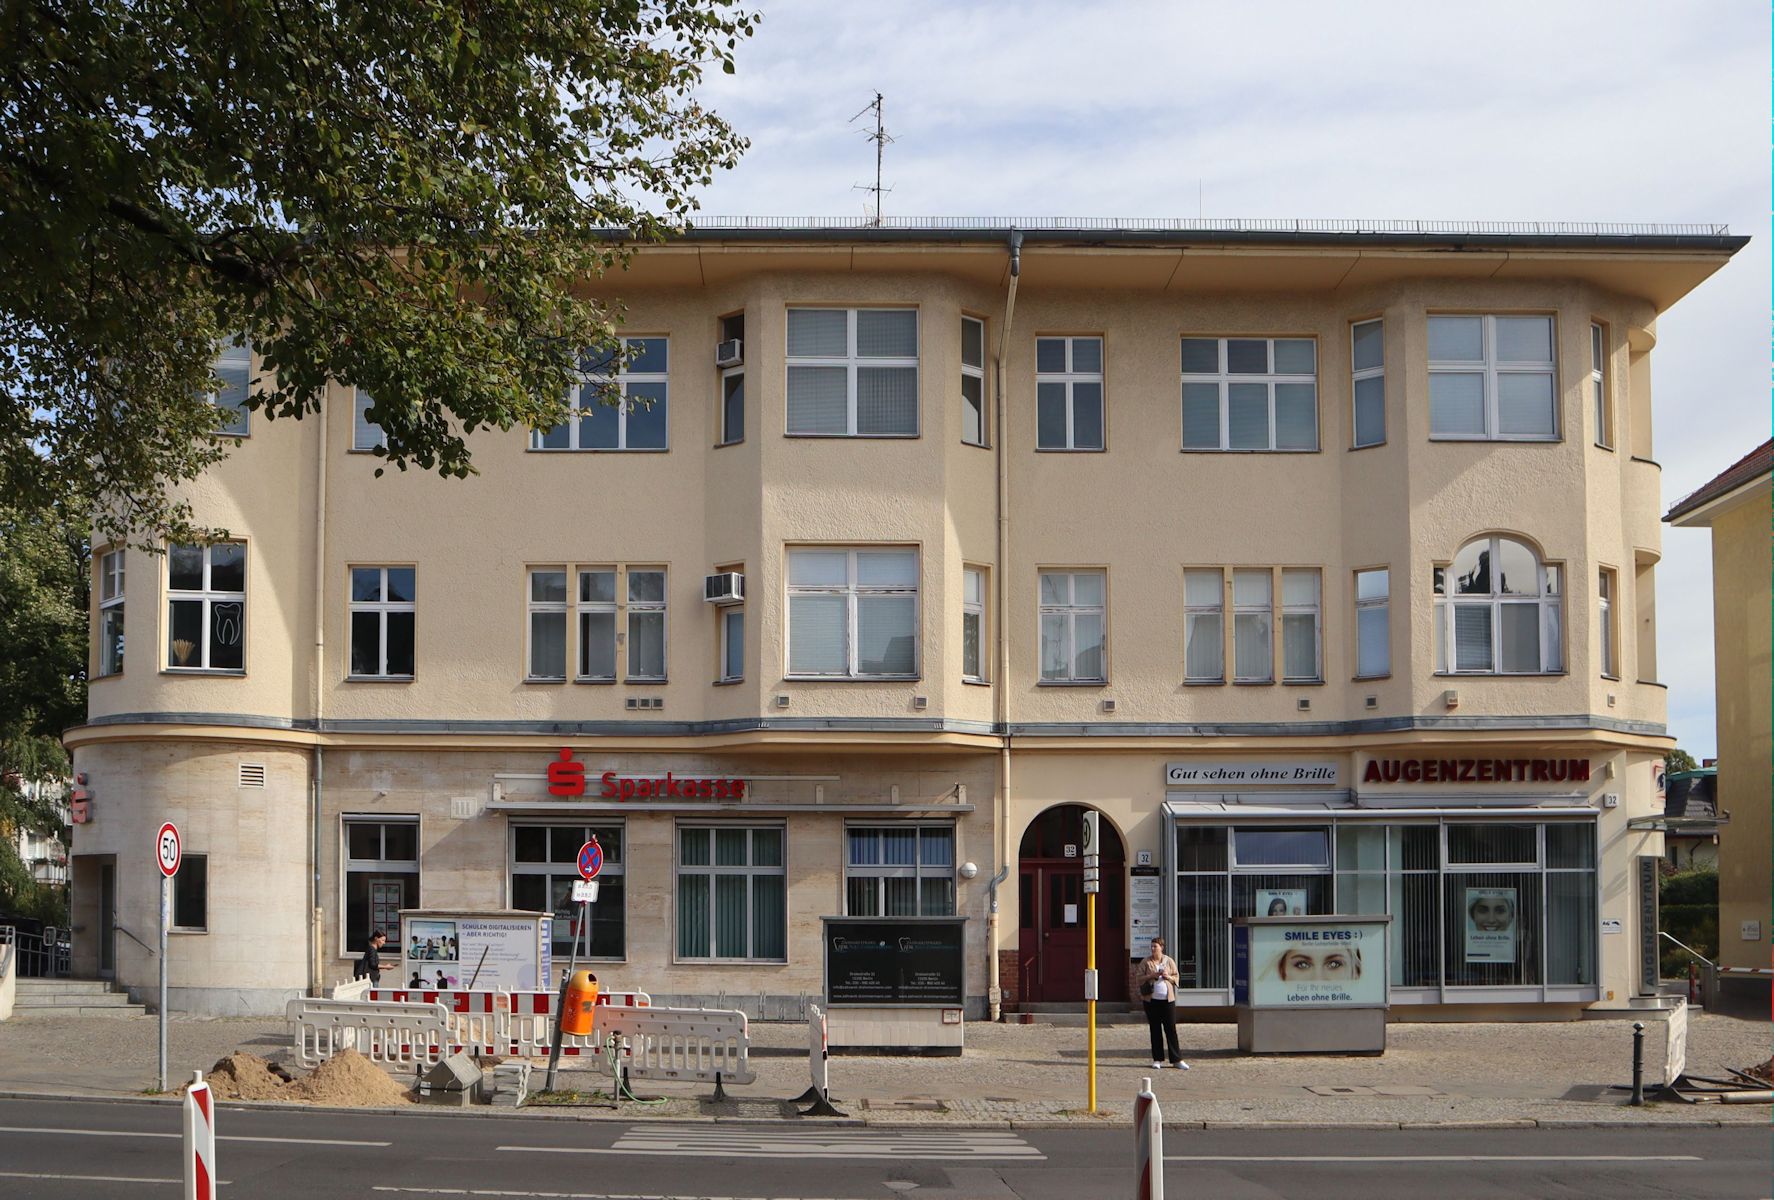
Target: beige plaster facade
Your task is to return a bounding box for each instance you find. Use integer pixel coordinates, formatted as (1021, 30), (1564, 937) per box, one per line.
(65, 223), (1741, 1018)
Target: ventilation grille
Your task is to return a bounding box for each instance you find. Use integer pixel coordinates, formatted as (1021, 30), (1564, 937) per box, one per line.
(625, 696), (663, 711)
(238, 763), (267, 788)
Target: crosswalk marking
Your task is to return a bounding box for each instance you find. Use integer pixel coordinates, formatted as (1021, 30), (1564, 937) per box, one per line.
(498, 1125), (1044, 1161)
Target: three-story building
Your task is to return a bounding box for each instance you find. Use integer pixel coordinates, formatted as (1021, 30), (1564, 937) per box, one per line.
(66, 218), (1744, 1020)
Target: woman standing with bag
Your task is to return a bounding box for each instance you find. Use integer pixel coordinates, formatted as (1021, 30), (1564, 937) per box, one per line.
(1136, 937), (1188, 1070)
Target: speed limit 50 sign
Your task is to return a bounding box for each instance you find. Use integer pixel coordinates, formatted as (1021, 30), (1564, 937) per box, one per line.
(156, 822), (181, 878)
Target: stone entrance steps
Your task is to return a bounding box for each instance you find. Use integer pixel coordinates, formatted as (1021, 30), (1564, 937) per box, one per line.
(12, 977), (147, 1018)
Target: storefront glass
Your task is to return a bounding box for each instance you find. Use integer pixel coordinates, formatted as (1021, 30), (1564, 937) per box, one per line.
(509, 822), (625, 959)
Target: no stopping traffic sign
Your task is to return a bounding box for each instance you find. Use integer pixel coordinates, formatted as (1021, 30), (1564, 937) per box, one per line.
(576, 838), (603, 881)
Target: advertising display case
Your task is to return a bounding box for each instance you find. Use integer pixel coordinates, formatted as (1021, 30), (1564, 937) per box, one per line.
(398, 909), (553, 992)
(1232, 914), (1390, 1053)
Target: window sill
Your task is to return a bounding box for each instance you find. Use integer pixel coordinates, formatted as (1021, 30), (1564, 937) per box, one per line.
(1349, 441), (1387, 451)
(347, 447), (387, 455)
(574, 677), (617, 685)
(1352, 673), (1392, 682)
(715, 439), (744, 449)
(624, 677), (668, 686)
(1432, 671), (1569, 679)
(1181, 446), (1320, 454)
(784, 433), (920, 440)
(1283, 678), (1327, 687)
(713, 677), (744, 687)
(169, 927), (209, 936)
(523, 676), (568, 685)
(1636, 678), (1667, 689)
(345, 675), (414, 683)
(92, 671), (123, 682)
(527, 447), (670, 454)
(962, 439), (992, 451)
(162, 668), (246, 677)
(673, 958), (789, 967)
(1601, 673), (1622, 682)
(1037, 679), (1108, 687)
(1595, 442), (1615, 452)
(1630, 455), (1661, 469)
(1427, 435), (1561, 444)
(962, 677), (991, 687)
(1182, 678), (1225, 687)
(783, 675), (921, 683)
(1035, 446), (1107, 453)
(1233, 679), (1276, 686)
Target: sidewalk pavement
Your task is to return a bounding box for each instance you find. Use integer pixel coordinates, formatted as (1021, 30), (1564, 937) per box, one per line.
(0, 1007), (1766, 1128)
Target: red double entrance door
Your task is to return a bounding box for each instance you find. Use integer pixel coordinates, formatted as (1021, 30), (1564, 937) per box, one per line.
(1019, 858), (1127, 1004)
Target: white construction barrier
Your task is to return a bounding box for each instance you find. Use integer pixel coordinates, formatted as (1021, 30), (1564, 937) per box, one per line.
(286, 996), (453, 1069)
(504, 990), (652, 1059)
(796, 1002), (843, 1116)
(1134, 1076), (1164, 1200)
(607, 1006), (754, 1087)
(184, 1070), (216, 1200)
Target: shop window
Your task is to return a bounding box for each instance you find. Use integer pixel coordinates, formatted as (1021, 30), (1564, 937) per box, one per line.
(676, 826), (786, 961)
(97, 549), (125, 677)
(166, 542), (246, 672)
(344, 817), (419, 955)
(1233, 827), (1329, 868)
(845, 825), (955, 916)
(172, 854), (208, 931)
(510, 823), (625, 960)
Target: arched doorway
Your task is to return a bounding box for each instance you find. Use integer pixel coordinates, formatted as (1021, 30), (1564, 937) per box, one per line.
(1017, 804), (1127, 1004)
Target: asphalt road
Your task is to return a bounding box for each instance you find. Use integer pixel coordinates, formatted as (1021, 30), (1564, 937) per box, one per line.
(0, 1095), (1764, 1199)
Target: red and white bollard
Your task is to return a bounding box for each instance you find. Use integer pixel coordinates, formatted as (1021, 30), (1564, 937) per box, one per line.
(1134, 1076), (1164, 1200)
(184, 1069), (216, 1199)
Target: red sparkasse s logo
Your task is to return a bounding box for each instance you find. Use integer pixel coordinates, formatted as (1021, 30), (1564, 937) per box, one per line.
(546, 748), (745, 801)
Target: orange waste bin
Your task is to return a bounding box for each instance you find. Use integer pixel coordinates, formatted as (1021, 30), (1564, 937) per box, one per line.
(561, 970), (600, 1035)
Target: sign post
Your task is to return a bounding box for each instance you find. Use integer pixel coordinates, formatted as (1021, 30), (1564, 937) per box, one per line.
(155, 822), (181, 1093)
(1082, 810), (1100, 1114)
(545, 837), (602, 1093)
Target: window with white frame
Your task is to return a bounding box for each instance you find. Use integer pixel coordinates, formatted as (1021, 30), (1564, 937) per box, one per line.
(211, 337), (251, 436)
(352, 389), (386, 451)
(533, 338), (669, 451)
(576, 568), (616, 680)
(1354, 568), (1390, 678)
(1351, 320), (1385, 448)
(720, 607), (744, 682)
(1035, 336), (1104, 450)
(719, 312), (745, 446)
(527, 568), (568, 680)
(1183, 568), (1224, 683)
(626, 568), (667, 681)
(1591, 323), (1610, 449)
(676, 825), (785, 961)
(1427, 315), (1558, 440)
(344, 817), (419, 954)
(786, 547), (918, 678)
(845, 825), (956, 916)
(1281, 568), (1322, 683)
(167, 542), (245, 671)
(786, 308), (918, 436)
(98, 549), (125, 677)
(961, 317), (987, 446)
(1434, 535), (1563, 674)
(962, 566), (987, 682)
(1598, 568), (1618, 677)
(348, 566), (415, 678)
(1232, 568), (1273, 683)
(1181, 337), (1318, 451)
(1039, 570), (1106, 682)
(511, 823), (625, 959)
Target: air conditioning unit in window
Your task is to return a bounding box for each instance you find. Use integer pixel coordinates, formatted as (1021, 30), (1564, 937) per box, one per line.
(704, 572), (744, 605)
(715, 339), (743, 368)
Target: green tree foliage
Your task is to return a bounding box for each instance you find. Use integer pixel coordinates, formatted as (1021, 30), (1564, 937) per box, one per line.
(0, 502), (86, 922)
(1664, 748), (1700, 776)
(1, 1), (756, 546)
(1659, 867), (1719, 978)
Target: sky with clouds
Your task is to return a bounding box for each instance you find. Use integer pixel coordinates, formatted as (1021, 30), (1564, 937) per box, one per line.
(690, 0), (1769, 758)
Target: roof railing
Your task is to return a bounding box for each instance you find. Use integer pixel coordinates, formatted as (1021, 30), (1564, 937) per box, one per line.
(685, 216), (1733, 237)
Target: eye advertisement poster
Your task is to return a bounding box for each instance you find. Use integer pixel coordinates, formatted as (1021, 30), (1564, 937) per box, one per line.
(1256, 889), (1308, 918)
(1463, 887), (1519, 964)
(1248, 923), (1384, 1007)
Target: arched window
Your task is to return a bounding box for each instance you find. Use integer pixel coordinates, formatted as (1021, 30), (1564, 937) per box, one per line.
(1433, 536), (1563, 674)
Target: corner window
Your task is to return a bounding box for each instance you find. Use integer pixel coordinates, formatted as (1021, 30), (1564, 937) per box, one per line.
(1598, 568), (1618, 677)
(1035, 336), (1104, 450)
(1433, 535), (1563, 674)
(210, 337), (251, 436)
(172, 854), (208, 931)
(511, 824), (625, 960)
(962, 566), (987, 682)
(98, 549), (125, 677)
(787, 547), (918, 678)
(961, 317), (987, 446)
(1181, 337), (1318, 452)
(1428, 315), (1557, 440)
(1354, 568), (1390, 678)
(348, 567), (415, 678)
(1038, 569), (1106, 682)
(166, 542), (245, 671)
(719, 312), (745, 446)
(1232, 569), (1273, 683)
(344, 817), (419, 955)
(720, 607), (744, 682)
(527, 568), (568, 680)
(1591, 323), (1611, 449)
(533, 338), (669, 451)
(676, 825), (785, 961)
(352, 389), (386, 451)
(1351, 320), (1385, 448)
(1183, 568), (1224, 683)
(845, 825), (956, 916)
(1281, 568), (1322, 683)
(786, 308), (918, 437)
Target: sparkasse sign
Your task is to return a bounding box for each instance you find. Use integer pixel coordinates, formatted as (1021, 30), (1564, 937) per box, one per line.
(546, 748), (746, 800)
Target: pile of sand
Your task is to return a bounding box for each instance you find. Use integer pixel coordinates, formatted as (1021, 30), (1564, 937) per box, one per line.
(1743, 1057), (1774, 1085)
(206, 1050), (414, 1106)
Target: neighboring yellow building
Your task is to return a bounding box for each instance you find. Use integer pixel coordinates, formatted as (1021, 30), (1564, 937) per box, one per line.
(1666, 439), (1772, 1018)
(64, 218), (1745, 1025)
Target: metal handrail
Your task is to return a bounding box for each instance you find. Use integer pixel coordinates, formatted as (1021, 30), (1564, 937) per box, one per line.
(114, 922), (156, 957)
(1659, 931), (1715, 968)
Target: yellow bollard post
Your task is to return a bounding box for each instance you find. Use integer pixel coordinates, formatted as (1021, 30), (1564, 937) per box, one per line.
(1087, 888), (1097, 1113)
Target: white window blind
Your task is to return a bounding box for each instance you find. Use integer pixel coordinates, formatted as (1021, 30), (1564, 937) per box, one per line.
(576, 569), (617, 680)
(1281, 568), (1321, 683)
(1232, 569), (1273, 682)
(787, 309), (918, 436)
(1183, 568), (1224, 682)
(1434, 536), (1563, 674)
(211, 338), (251, 436)
(787, 548), (918, 677)
(1038, 570), (1106, 682)
(528, 569), (568, 679)
(1428, 315), (1557, 440)
(352, 388), (386, 451)
(626, 569), (667, 681)
(1181, 337), (1318, 452)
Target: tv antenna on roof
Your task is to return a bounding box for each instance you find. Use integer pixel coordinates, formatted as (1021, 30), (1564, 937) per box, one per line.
(850, 92), (894, 226)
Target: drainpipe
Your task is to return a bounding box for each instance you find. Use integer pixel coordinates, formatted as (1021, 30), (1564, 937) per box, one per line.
(309, 397), (329, 995)
(989, 230), (1021, 1021)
